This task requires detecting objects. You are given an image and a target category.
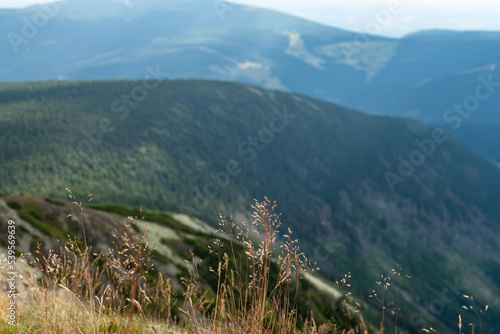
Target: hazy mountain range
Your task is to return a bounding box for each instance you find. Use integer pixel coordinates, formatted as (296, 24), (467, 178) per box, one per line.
(1, 0), (499, 162)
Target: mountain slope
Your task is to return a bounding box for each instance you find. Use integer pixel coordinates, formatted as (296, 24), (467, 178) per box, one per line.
(0, 195), (355, 331)
(2, 0), (500, 163)
(1, 79), (500, 332)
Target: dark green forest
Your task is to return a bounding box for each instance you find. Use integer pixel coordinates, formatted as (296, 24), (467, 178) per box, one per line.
(1, 80), (500, 332)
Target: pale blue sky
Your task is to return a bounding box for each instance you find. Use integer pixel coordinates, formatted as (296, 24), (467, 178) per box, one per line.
(1, 0), (499, 37)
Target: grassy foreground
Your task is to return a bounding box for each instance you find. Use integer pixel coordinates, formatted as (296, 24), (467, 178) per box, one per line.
(0, 196), (487, 333)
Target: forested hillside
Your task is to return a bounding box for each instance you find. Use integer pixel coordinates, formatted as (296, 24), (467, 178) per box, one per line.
(1, 80), (500, 332)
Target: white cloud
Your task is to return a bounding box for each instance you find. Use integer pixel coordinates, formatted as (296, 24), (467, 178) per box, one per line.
(233, 0), (500, 37)
(114, 0), (133, 6)
(0, 0), (54, 8)
(1, 0), (499, 37)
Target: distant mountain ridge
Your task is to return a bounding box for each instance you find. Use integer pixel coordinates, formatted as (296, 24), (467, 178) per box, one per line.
(1, 0), (500, 162)
(403, 29), (500, 40)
